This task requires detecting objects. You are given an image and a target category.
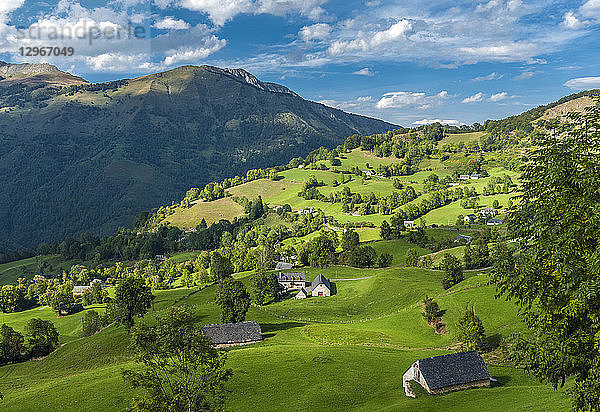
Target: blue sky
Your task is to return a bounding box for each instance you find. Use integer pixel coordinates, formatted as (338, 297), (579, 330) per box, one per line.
(1, 0), (599, 125)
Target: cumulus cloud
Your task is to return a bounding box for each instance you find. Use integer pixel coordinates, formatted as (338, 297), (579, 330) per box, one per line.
(153, 16), (191, 30)
(376, 90), (449, 110)
(162, 0), (327, 27)
(562, 11), (586, 29)
(163, 38), (226, 65)
(489, 92), (512, 101)
(472, 72), (503, 82)
(580, 0), (600, 19)
(299, 23), (331, 41)
(462, 92), (484, 103)
(328, 19), (412, 56)
(353, 67), (374, 76)
(564, 76), (600, 90)
(413, 118), (463, 126)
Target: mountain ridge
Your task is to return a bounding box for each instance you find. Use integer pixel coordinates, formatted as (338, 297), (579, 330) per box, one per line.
(0, 63), (397, 250)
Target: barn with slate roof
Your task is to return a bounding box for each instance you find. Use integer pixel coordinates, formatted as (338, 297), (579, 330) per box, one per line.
(402, 351), (491, 397)
(201, 321), (262, 348)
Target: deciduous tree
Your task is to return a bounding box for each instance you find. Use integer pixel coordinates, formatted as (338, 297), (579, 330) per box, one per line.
(122, 306), (232, 411)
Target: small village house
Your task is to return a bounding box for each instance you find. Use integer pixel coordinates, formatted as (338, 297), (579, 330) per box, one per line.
(470, 174), (479, 180)
(402, 351), (491, 397)
(464, 214), (477, 223)
(294, 274), (332, 299)
(72, 285), (92, 296)
(459, 175), (470, 180)
(403, 220), (416, 230)
(201, 321), (263, 348)
(487, 218), (503, 226)
(454, 234), (472, 243)
(278, 272), (307, 291)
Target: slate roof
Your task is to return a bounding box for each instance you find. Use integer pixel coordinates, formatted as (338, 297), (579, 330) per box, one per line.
(418, 351), (491, 390)
(201, 321), (262, 345)
(306, 274), (331, 293)
(275, 262), (294, 270)
(278, 272), (305, 282)
(72, 285), (92, 294)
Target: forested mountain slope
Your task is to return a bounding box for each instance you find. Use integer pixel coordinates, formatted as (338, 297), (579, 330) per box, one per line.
(0, 64), (396, 250)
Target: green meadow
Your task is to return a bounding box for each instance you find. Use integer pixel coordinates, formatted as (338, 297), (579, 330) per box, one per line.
(0, 266), (571, 411)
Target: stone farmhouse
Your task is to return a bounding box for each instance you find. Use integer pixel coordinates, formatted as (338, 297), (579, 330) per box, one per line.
(403, 220), (416, 229)
(278, 272), (307, 291)
(201, 321), (263, 348)
(402, 351), (491, 397)
(294, 274), (332, 299)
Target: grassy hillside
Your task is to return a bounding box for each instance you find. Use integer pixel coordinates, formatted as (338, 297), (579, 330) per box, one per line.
(0, 267), (570, 411)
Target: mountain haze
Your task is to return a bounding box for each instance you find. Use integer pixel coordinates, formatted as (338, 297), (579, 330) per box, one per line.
(0, 64), (397, 250)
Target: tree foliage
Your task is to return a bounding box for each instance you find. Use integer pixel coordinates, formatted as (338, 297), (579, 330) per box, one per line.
(112, 277), (154, 331)
(455, 305), (486, 351)
(214, 278), (250, 323)
(440, 253), (464, 290)
(122, 306), (232, 411)
(491, 98), (600, 410)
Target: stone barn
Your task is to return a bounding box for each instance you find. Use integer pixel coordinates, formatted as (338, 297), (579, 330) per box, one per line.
(201, 321), (263, 348)
(293, 274), (332, 299)
(402, 351), (491, 397)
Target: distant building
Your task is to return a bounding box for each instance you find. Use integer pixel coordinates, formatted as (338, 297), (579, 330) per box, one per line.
(155, 254), (166, 261)
(72, 285), (92, 296)
(470, 174), (479, 180)
(402, 351), (491, 397)
(454, 235), (472, 243)
(459, 175), (471, 180)
(487, 218), (503, 226)
(464, 214), (477, 223)
(479, 207), (495, 217)
(299, 207), (315, 214)
(278, 272), (306, 291)
(275, 261), (293, 271)
(449, 182), (460, 187)
(294, 274), (332, 299)
(201, 321), (263, 348)
(403, 220), (416, 229)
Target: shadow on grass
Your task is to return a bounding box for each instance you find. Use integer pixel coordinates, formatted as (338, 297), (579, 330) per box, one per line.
(492, 375), (511, 386)
(260, 321), (306, 338)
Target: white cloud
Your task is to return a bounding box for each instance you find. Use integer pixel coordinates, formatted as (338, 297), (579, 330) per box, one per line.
(580, 0), (600, 19)
(0, 0), (24, 15)
(376, 90), (449, 110)
(353, 67), (373, 76)
(165, 0), (327, 26)
(299, 23), (331, 41)
(471, 72), (503, 82)
(84, 53), (160, 72)
(413, 118), (463, 126)
(489, 91), (512, 101)
(513, 70), (536, 80)
(153, 16), (191, 30)
(462, 92), (484, 103)
(176, 0), (252, 26)
(328, 19), (412, 56)
(357, 96), (372, 101)
(562, 11), (585, 29)
(564, 76), (600, 90)
(459, 41), (539, 62)
(163, 37), (226, 65)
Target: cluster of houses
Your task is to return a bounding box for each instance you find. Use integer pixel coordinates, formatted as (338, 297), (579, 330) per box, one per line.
(464, 207), (504, 226)
(277, 271), (332, 299)
(459, 174), (480, 180)
(72, 278), (107, 297)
